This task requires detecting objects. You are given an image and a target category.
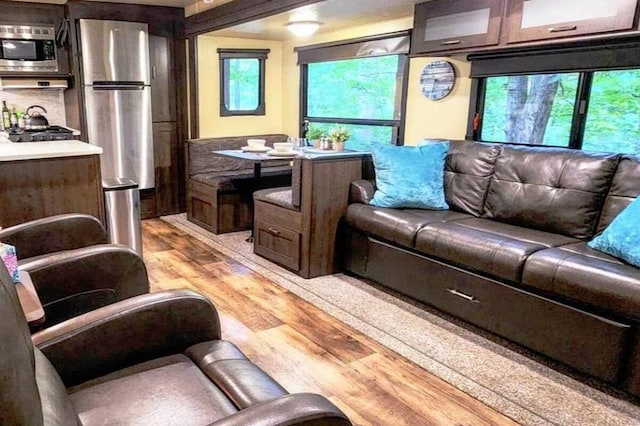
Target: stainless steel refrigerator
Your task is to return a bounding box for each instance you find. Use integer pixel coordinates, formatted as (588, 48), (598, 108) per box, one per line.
(79, 19), (154, 190)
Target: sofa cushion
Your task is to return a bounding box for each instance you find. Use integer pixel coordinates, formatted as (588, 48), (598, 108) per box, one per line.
(588, 196), (640, 267)
(445, 140), (502, 217)
(596, 154), (640, 234)
(191, 166), (293, 192)
(483, 145), (619, 239)
(346, 204), (471, 249)
(415, 218), (578, 283)
(370, 143), (449, 210)
(523, 242), (640, 320)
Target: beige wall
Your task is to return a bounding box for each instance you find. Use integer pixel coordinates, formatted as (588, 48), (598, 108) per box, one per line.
(197, 35), (284, 138)
(404, 55), (471, 145)
(197, 16), (472, 142)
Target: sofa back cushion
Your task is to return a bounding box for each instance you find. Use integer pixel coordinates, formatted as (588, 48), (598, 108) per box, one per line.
(444, 140), (502, 217)
(483, 145), (618, 239)
(187, 134), (288, 175)
(597, 154), (640, 233)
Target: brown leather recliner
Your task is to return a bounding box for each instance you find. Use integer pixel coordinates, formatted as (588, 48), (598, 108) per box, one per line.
(0, 263), (351, 426)
(0, 214), (149, 327)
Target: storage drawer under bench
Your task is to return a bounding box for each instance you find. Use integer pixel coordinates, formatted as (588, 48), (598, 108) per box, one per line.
(356, 235), (632, 383)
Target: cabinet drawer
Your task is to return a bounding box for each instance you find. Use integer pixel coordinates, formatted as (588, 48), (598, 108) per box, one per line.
(254, 220), (301, 271)
(364, 237), (631, 382)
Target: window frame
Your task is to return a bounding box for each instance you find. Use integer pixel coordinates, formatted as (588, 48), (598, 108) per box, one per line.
(467, 41), (640, 153)
(217, 48), (270, 117)
(297, 31), (410, 146)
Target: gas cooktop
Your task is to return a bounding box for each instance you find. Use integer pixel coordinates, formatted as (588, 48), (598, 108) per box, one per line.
(7, 126), (74, 143)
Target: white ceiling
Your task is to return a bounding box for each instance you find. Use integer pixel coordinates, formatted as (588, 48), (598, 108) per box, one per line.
(9, 0), (424, 33)
(211, 0), (424, 40)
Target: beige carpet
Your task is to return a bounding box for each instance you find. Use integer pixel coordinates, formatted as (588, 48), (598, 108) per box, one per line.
(161, 213), (640, 426)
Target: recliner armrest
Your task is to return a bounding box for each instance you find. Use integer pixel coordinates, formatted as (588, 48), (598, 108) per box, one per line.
(33, 289), (221, 387)
(349, 179), (376, 205)
(0, 214), (108, 259)
(209, 393), (352, 426)
(19, 244), (149, 326)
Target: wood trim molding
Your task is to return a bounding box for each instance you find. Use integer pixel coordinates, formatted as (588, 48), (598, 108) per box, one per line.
(185, 0), (325, 37)
(188, 35), (199, 139)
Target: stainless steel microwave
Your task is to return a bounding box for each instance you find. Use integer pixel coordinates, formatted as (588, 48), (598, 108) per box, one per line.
(0, 23), (58, 72)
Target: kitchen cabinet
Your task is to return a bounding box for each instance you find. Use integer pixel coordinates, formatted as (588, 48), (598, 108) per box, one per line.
(0, 146), (104, 227)
(411, 0), (505, 54)
(149, 35), (176, 123)
(152, 122), (179, 216)
(505, 0), (639, 43)
(0, 1), (71, 77)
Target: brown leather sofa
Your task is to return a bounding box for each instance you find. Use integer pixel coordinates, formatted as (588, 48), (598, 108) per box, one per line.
(344, 140), (640, 397)
(0, 262), (351, 425)
(0, 214), (149, 327)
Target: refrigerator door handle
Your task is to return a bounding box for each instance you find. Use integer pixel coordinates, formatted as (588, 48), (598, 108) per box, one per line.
(92, 85), (146, 91)
(93, 81), (146, 90)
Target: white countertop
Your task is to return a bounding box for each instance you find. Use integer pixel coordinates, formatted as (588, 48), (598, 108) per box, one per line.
(0, 138), (102, 161)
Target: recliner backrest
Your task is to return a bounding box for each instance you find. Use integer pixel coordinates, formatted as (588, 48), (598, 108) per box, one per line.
(0, 263), (44, 426)
(482, 145), (619, 239)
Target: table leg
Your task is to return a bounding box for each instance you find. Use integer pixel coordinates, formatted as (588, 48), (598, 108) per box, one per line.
(246, 162), (262, 243)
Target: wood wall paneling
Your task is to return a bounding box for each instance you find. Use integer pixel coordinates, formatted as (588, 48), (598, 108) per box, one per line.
(0, 155), (104, 227)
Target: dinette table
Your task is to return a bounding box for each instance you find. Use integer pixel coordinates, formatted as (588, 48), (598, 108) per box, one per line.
(211, 149), (298, 241)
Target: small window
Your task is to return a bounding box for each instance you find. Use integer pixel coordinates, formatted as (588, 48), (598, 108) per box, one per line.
(481, 72), (579, 147)
(582, 70), (640, 154)
(217, 48), (269, 116)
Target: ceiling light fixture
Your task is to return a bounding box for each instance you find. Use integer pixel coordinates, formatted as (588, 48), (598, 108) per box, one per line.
(286, 21), (321, 37)
(203, 0), (214, 4)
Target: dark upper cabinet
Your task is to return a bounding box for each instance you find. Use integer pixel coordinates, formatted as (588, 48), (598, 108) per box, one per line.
(149, 35), (176, 122)
(0, 1), (71, 76)
(411, 0), (505, 54)
(505, 0), (639, 44)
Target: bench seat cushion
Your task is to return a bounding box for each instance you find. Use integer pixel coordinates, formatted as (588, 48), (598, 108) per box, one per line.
(346, 204), (471, 249)
(254, 187), (294, 210)
(191, 166), (292, 192)
(523, 242), (640, 320)
(415, 218), (578, 283)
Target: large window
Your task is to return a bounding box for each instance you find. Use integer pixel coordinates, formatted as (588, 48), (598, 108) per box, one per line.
(298, 33), (409, 149)
(218, 49), (269, 116)
(472, 45), (640, 154)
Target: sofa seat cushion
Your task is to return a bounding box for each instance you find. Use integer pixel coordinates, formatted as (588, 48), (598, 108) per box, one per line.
(69, 354), (239, 425)
(415, 218), (578, 283)
(523, 242), (640, 320)
(346, 204), (471, 249)
(191, 166), (292, 191)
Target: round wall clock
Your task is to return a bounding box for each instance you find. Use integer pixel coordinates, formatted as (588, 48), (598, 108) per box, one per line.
(420, 60), (455, 101)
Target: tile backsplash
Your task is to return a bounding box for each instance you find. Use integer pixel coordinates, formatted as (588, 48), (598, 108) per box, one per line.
(0, 89), (66, 127)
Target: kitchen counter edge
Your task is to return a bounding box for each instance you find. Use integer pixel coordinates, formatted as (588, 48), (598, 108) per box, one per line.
(0, 140), (103, 162)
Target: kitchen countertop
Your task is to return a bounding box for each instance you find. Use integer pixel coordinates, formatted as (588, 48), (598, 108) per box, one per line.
(0, 136), (102, 161)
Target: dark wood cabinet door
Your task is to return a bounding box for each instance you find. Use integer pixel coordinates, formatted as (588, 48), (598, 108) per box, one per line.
(505, 0), (638, 43)
(149, 35), (176, 122)
(152, 121), (179, 216)
(411, 0), (505, 54)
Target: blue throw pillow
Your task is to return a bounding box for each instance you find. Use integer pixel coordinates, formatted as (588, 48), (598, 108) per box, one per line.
(370, 142), (449, 210)
(588, 197), (640, 267)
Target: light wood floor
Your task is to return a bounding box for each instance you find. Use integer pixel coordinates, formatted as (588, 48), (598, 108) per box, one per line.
(142, 219), (520, 426)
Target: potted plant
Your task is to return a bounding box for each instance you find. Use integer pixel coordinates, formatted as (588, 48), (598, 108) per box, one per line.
(306, 125), (324, 148)
(329, 126), (351, 152)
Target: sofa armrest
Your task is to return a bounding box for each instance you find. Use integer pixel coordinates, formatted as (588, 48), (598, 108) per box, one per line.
(33, 289), (221, 387)
(19, 244), (149, 325)
(209, 393), (351, 426)
(0, 214), (108, 260)
(349, 179), (376, 204)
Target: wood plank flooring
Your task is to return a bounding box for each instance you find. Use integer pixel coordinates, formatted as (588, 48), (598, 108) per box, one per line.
(142, 219), (521, 426)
